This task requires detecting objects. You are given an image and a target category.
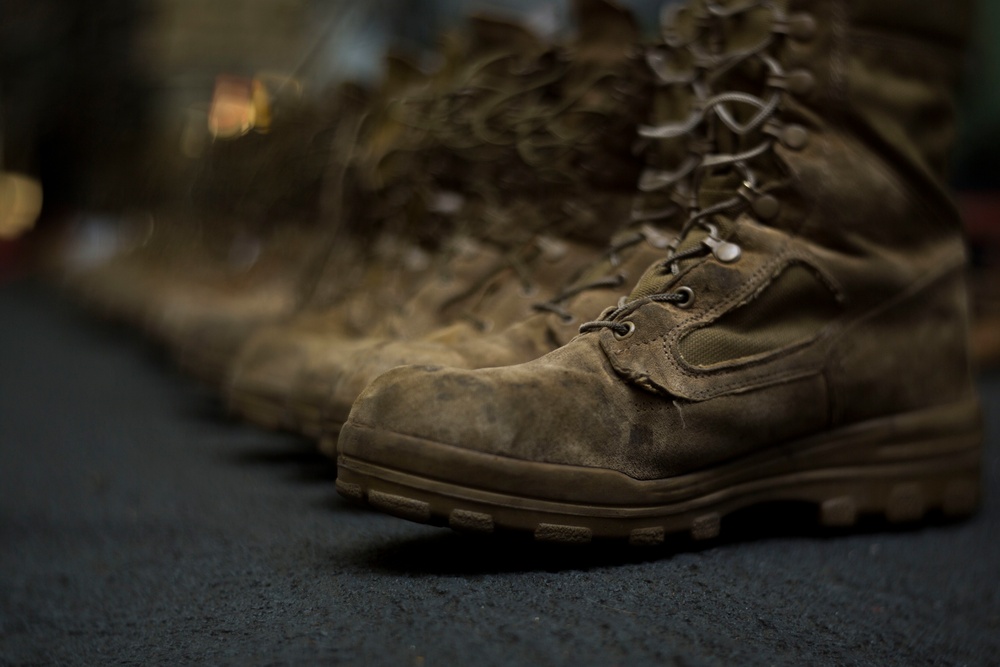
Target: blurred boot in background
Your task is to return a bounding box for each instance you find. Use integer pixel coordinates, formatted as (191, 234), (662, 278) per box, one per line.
(228, 0), (652, 439)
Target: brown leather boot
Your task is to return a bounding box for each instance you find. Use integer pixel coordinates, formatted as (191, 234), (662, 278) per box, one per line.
(337, 0), (983, 543)
(227, 0), (652, 438)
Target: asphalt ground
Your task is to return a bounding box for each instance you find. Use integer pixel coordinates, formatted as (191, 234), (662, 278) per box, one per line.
(2, 278), (998, 666)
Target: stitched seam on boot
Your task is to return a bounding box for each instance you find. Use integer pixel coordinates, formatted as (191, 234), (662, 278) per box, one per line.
(605, 244), (813, 399)
(604, 243), (787, 361)
(657, 245), (966, 400)
(606, 240), (853, 401)
(675, 262), (844, 369)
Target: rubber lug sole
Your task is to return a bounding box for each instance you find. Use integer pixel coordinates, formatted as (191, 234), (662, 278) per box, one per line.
(337, 456), (981, 545)
(335, 404), (982, 545)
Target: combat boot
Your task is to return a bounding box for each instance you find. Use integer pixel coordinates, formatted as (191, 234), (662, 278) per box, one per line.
(228, 0), (652, 438)
(337, 0), (983, 543)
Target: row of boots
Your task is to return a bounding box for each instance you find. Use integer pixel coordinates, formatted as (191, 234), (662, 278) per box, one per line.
(61, 0), (984, 544)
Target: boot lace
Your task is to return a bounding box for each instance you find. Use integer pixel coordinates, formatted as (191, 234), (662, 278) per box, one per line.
(581, 0), (800, 337)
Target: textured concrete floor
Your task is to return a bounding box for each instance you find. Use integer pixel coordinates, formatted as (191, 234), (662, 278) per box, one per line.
(1, 278), (998, 666)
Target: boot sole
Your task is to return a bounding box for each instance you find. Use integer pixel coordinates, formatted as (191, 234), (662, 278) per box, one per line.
(335, 400), (982, 545)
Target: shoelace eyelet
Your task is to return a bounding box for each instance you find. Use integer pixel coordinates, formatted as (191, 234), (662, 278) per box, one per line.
(675, 286), (695, 309)
(614, 321), (636, 340)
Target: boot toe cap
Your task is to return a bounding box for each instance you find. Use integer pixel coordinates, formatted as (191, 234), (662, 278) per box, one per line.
(325, 340), (470, 428)
(342, 342), (634, 471)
